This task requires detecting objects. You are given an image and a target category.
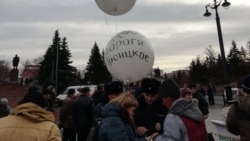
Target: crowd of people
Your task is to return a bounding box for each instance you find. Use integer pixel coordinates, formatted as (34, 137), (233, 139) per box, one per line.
(0, 74), (250, 141)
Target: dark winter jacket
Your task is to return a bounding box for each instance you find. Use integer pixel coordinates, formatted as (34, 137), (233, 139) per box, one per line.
(154, 98), (207, 141)
(98, 103), (145, 141)
(134, 96), (167, 136)
(193, 92), (209, 115)
(92, 90), (105, 106)
(226, 95), (250, 141)
(72, 94), (95, 130)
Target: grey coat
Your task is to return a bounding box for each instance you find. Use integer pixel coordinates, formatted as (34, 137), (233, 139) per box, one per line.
(154, 98), (205, 141)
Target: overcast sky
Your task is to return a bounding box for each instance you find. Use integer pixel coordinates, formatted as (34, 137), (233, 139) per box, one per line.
(0, 0), (249, 73)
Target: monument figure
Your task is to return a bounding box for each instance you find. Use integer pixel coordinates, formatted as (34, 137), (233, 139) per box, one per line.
(13, 54), (20, 69)
(10, 54), (19, 81)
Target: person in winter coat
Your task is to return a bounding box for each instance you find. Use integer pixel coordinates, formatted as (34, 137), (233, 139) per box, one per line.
(226, 74), (250, 141)
(92, 81), (124, 125)
(43, 85), (56, 112)
(98, 92), (157, 141)
(134, 78), (167, 137)
(152, 78), (207, 141)
(0, 97), (11, 115)
(91, 83), (105, 106)
(0, 101), (9, 118)
(189, 84), (209, 119)
(0, 86), (61, 141)
(59, 89), (76, 141)
(72, 87), (95, 141)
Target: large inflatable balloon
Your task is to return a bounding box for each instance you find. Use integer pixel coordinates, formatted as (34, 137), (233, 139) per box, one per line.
(104, 30), (154, 82)
(95, 0), (136, 16)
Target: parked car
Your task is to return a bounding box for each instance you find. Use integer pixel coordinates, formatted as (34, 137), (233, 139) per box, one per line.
(55, 85), (97, 106)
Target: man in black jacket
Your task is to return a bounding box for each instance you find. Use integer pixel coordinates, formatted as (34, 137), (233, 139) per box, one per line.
(134, 78), (167, 137)
(72, 87), (95, 141)
(189, 84), (209, 119)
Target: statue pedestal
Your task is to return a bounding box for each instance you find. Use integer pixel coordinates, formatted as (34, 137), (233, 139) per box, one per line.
(10, 69), (19, 81)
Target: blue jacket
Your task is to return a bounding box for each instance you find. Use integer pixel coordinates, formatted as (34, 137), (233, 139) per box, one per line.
(98, 103), (145, 141)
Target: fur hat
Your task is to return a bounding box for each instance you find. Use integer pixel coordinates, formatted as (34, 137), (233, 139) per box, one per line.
(181, 88), (192, 97)
(18, 86), (46, 108)
(242, 74), (250, 94)
(141, 78), (161, 95)
(105, 81), (123, 95)
(0, 98), (8, 104)
(158, 78), (180, 99)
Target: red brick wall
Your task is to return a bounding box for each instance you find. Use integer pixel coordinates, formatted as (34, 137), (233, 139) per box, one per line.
(0, 82), (28, 108)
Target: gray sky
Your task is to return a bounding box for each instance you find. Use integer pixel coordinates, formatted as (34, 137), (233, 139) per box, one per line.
(0, 0), (249, 73)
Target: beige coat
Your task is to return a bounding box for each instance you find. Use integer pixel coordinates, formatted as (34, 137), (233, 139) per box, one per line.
(0, 102), (61, 141)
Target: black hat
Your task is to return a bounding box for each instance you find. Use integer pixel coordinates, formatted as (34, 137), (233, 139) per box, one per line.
(18, 86), (46, 108)
(82, 87), (90, 93)
(0, 101), (9, 118)
(242, 74), (250, 94)
(105, 81), (123, 95)
(97, 83), (105, 91)
(188, 84), (196, 89)
(158, 78), (180, 99)
(67, 89), (75, 95)
(141, 78), (161, 95)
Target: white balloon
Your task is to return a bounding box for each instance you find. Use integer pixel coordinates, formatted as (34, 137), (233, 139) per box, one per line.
(104, 30), (154, 82)
(95, 0), (136, 16)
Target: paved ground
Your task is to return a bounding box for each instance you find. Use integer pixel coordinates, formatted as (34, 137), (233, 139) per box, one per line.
(205, 96), (241, 141)
(205, 97), (225, 133)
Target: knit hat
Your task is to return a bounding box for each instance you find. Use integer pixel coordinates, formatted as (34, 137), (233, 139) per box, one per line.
(18, 86), (46, 108)
(242, 74), (250, 94)
(181, 88), (192, 97)
(141, 78), (161, 95)
(158, 78), (180, 99)
(105, 81), (123, 95)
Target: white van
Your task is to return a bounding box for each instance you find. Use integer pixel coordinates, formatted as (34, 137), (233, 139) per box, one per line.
(55, 85), (97, 106)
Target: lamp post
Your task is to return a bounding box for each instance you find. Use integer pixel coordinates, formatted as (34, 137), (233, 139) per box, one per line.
(203, 0), (232, 103)
(55, 39), (60, 96)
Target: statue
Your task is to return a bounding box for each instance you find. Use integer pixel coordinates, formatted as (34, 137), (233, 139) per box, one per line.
(13, 54), (19, 69)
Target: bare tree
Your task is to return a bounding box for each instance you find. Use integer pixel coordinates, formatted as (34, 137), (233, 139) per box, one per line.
(204, 45), (217, 68)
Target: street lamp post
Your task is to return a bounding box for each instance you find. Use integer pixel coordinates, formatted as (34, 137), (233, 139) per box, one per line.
(204, 0), (232, 104)
(55, 39), (60, 96)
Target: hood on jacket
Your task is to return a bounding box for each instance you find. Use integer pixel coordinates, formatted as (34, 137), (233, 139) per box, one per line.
(12, 102), (55, 122)
(237, 95), (250, 117)
(101, 103), (121, 119)
(168, 98), (203, 122)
